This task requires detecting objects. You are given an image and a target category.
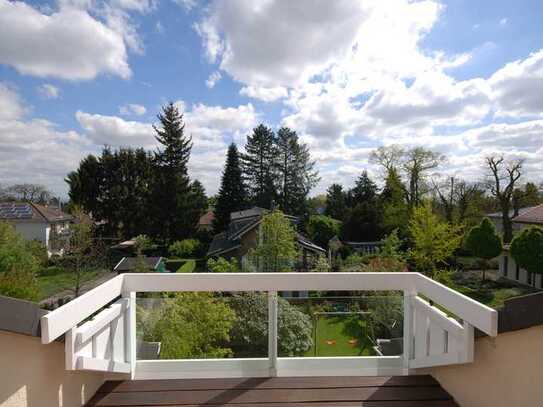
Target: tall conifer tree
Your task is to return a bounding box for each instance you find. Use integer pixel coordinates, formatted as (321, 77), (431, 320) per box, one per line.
(275, 127), (319, 215)
(214, 143), (248, 232)
(151, 102), (195, 242)
(241, 124), (277, 209)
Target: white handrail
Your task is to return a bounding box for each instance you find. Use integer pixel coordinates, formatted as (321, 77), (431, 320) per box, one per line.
(40, 272), (497, 346)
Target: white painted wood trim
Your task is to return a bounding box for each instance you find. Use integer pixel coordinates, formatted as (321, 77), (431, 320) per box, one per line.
(76, 299), (128, 344)
(414, 274), (497, 336)
(124, 291), (137, 379)
(134, 359), (270, 380)
(134, 357), (405, 380)
(77, 356), (131, 373)
(41, 274), (124, 344)
(65, 327), (76, 370)
(413, 297), (464, 338)
(122, 272), (416, 293)
(268, 291), (278, 376)
(410, 352), (461, 369)
(403, 290), (415, 369)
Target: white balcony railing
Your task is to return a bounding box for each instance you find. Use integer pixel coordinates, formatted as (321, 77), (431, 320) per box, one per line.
(40, 272), (497, 379)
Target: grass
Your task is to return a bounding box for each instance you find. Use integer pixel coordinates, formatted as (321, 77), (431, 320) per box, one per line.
(304, 314), (376, 357)
(177, 259), (196, 273)
(37, 269), (108, 300)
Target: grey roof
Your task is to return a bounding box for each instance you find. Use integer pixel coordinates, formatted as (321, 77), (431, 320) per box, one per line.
(208, 232), (241, 256)
(486, 206), (536, 220)
(114, 256), (163, 272)
(0, 295), (48, 337)
(208, 207), (325, 256)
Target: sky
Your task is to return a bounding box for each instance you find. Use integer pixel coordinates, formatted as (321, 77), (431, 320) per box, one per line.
(1, 0), (543, 198)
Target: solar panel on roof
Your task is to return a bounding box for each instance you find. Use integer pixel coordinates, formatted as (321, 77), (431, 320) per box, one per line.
(0, 203), (33, 219)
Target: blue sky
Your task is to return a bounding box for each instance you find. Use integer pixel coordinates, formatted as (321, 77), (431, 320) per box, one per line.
(1, 0), (543, 197)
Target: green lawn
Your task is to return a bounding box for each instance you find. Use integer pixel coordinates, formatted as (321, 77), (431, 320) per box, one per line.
(304, 314), (377, 357)
(37, 269), (108, 300)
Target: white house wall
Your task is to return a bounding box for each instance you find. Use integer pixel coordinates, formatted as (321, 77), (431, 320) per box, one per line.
(12, 222), (48, 244)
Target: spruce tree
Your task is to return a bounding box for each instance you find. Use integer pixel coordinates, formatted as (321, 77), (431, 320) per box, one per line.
(214, 143), (248, 232)
(275, 127), (319, 215)
(241, 124), (277, 209)
(151, 102), (195, 243)
(325, 184), (347, 221)
(380, 167), (409, 237)
(348, 170), (378, 207)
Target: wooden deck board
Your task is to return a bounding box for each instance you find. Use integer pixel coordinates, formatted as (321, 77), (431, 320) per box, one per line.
(87, 376), (458, 406)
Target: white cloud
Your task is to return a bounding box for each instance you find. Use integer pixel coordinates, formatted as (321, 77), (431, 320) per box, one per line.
(240, 85), (288, 102)
(205, 71), (222, 88)
(37, 84), (60, 99)
(174, 0), (198, 11)
(499, 17), (508, 26)
(119, 103), (147, 116)
(490, 49), (543, 118)
(0, 0), (131, 80)
(0, 83), (26, 120)
(155, 21), (164, 34)
(0, 84), (92, 195)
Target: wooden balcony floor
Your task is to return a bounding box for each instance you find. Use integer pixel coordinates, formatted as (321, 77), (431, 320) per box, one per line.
(86, 375), (458, 406)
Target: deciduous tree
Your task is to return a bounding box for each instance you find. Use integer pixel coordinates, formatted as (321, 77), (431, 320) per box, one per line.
(510, 227), (543, 286)
(464, 218), (502, 281)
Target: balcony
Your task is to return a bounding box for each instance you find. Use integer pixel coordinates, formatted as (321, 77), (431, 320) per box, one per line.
(40, 272), (497, 382)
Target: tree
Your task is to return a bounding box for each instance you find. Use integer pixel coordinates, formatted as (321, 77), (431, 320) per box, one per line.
(0, 221), (40, 301)
(275, 127), (319, 215)
(510, 227), (543, 286)
(133, 234), (152, 273)
(214, 143), (248, 232)
(513, 182), (542, 216)
(464, 218), (502, 281)
(241, 124), (277, 209)
(341, 202), (383, 242)
(380, 168), (409, 236)
(169, 239), (200, 258)
(370, 145), (404, 176)
(306, 215), (341, 249)
(324, 184), (347, 221)
(408, 202), (463, 276)
(251, 210), (297, 272)
(347, 170), (378, 207)
(485, 156), (523, 243)
(3, 183), (53, 204)
(403, 147), (445, 209)
(139, 292), (236, 359)
(228, 293), (313, 357)
(151, 102), (199, 243)
(207, 257), (240, 273)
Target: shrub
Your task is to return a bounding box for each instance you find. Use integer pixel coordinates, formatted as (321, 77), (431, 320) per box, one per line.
(306, 215), (341, 249)
(510, 226), (543, 285)
(312, 255), (330, 272)
(207, 257), (239, 273)
(360, 256), (407, 273)
(227, 293), (313, 357)
(168, 239), (200, 258)
(138, 292), (236, 359)
(177, 259), (196, 273)
(464, 218), (502, 281)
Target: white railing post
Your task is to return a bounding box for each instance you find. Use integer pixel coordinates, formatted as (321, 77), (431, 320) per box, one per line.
(65, 327), (77, 370)
(460, 321), (474, 363)
(123, 291), (137, 379)
(403, 289), (415, 371)
(268, 291), (278, 377)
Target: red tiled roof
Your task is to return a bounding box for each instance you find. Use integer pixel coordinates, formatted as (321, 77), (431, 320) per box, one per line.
(512, 204), (543, 225)
(198, 210), (215, 226)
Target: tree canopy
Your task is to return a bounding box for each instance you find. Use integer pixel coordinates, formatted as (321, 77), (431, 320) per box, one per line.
(510, 227), (543, 280)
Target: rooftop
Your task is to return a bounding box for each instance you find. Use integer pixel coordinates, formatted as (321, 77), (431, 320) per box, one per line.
(512, 204), (543, 225)
(0, 202), (73, 223)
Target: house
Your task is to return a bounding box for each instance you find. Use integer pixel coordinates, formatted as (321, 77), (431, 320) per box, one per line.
(0, 201), (72, 256)
(486, 205), (537, 235)
(499, 204), (543, 289)
(198, 210), (215, 232)
(113, 256), (166, 273)
(207, 207), (326, 271)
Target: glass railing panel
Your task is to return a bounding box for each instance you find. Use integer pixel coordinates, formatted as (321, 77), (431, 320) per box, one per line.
(278, 292), (404, 358)
(136, 292), (268, 360)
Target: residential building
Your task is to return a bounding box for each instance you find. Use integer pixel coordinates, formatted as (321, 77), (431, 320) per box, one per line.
(0, 202), (72, 256)
(207, 207), (325, 271)
(197, 210), (215, 232)
(499, 204), (543, 288)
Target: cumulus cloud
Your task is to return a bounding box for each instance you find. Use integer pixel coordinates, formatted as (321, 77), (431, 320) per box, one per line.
(119, 103), (147, 116)
(239, 85), (288, 102)
(0, 84), (92, 195)
(205, 71), (222, 88)
(0, 0), (131, 80)
(37, 84), (60, 99)
(490, 49), (543, 118)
